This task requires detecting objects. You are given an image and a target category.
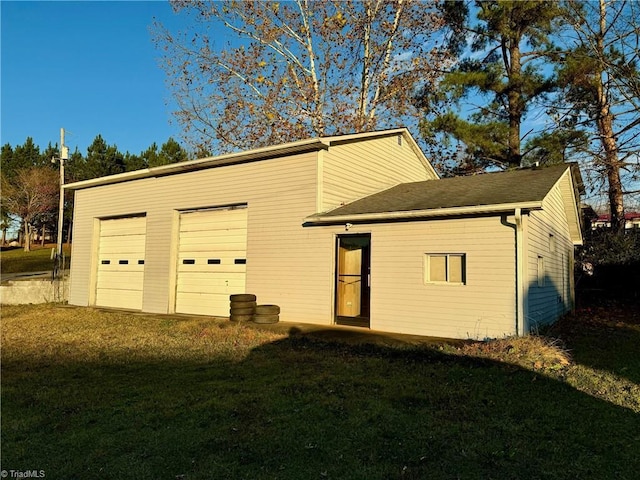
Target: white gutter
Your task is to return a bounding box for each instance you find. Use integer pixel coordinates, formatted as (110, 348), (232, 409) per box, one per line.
(306, 201), (543, 224)
(515, 208), (526, 336)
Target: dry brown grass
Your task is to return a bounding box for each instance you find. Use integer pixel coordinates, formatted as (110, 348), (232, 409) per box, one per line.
(460, 335), (573, 372)
(1, 304), (287, 365)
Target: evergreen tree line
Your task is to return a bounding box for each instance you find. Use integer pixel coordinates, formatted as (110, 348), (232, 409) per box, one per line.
(0, 135), (190, 250)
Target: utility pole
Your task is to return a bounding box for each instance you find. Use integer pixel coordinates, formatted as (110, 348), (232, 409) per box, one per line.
(56, 128), (69, 258)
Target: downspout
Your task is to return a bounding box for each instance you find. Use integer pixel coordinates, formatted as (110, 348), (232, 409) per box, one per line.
(514, 208), (526, 336)
(501, 209), (526, 336)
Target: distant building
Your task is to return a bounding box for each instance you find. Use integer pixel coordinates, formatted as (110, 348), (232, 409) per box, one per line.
(592, 212), (640, 230)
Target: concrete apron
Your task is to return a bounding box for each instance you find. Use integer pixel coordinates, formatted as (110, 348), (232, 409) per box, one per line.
(0, 273), (69, 304)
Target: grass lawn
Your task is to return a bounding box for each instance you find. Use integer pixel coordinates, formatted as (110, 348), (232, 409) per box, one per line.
(0, 244), (72, 274)
(2, 303), (639, 479)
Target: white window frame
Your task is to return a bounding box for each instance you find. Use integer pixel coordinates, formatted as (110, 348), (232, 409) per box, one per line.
(424, 253), (466, 285)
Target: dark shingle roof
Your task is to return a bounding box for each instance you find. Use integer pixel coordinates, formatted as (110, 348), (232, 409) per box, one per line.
(318, 164), (571, 218)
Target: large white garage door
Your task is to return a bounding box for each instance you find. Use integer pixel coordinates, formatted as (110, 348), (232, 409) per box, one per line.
(176, 206), (248, 316)
(96, 216), (146, 310)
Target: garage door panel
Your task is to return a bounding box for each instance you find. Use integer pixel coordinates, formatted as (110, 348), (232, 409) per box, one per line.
(177, 282), (245, 294)
(175, 293), (232, 317)
(179, 222), (247, 233)
(179, 238), (247, 248)
(177, 275), (245, 292)
(96, 217), (146, 311)
(176, 272), (246, 283)
(175, 207), (247, 316)
(96, 289), (144, 309)
(177, 243), (247, 254)
(177, 265), (245, 283)
(99, 217), (146, 236)
(177, 252), (246, 262)
(98, 261), (145, 271)
(179, 233), (247, 246)
(98, 250), (144, 263)
(179, 211), (246, 227)
(177, 254), (246, 269)
(181, 226), (247, 238)
(179, 223), (247, 234)
(98, 235), (146, 253)
(97, 271), (145, 285)
(176, 286), (244, 297)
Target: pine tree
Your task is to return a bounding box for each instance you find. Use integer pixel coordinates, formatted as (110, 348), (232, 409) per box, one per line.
(420, 0), (564, 172)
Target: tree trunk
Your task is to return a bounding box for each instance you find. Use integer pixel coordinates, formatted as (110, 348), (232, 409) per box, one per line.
(505, 36), (523, 168)
(596, 0), (625, 233)
(23, 222), (31, 252)
(598, 92), (624, 232)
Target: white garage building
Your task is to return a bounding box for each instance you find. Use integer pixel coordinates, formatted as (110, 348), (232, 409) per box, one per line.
(65, 128), (583, 339)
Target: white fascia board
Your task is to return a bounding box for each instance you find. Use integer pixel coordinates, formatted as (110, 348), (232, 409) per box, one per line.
(305, 201), (543, 224)
(322, 127), (408, 143)
(64, 138), (331, 191)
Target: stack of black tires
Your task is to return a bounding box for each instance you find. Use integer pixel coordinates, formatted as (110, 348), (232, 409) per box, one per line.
(229, 294), (280, 324)
(229, 294), (256, 322)
(253, 304), (280, 324)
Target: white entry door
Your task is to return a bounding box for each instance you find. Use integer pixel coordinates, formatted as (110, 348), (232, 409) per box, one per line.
(95, 216), (146, 310)
(175, 206), (248, 316)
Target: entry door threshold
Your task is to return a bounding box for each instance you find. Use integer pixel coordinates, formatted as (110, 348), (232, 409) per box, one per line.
(336, 316), (370, 328)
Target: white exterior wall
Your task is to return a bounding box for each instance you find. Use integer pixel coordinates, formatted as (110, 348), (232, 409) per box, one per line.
(321, 134), (435, 212)
(69, 152), (336, 324)
(524, 179), (575, 331)
(337, 216), (517, 339)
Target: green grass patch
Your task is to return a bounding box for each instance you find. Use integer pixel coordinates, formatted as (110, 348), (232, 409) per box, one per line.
(0, 244), (71, 274)
(2, 304), (639, 479)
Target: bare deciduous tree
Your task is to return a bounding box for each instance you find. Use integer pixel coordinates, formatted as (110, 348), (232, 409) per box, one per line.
(554, 0), (640, 232)
(154, 0), (452, 153)
(1, 167), (59, 252)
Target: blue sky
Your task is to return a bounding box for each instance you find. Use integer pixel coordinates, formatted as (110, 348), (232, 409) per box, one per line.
(1, 0), (197, 156)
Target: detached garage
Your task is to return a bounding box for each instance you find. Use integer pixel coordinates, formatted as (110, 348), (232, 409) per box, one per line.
(65, 128), (583, 339)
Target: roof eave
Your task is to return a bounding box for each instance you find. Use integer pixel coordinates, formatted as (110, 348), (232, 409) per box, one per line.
(547, 165), (584, 246)
(305, 201), (544, 224)
(64, 138), (331, 191)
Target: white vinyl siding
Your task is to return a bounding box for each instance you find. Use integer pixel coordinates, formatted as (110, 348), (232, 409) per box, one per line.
(321, 134), (435, 212)
(525, 178), (575, 331)
(95, 216), (146, 310)
(360, 216), (516, 340)
(175, 207), (248, 316)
